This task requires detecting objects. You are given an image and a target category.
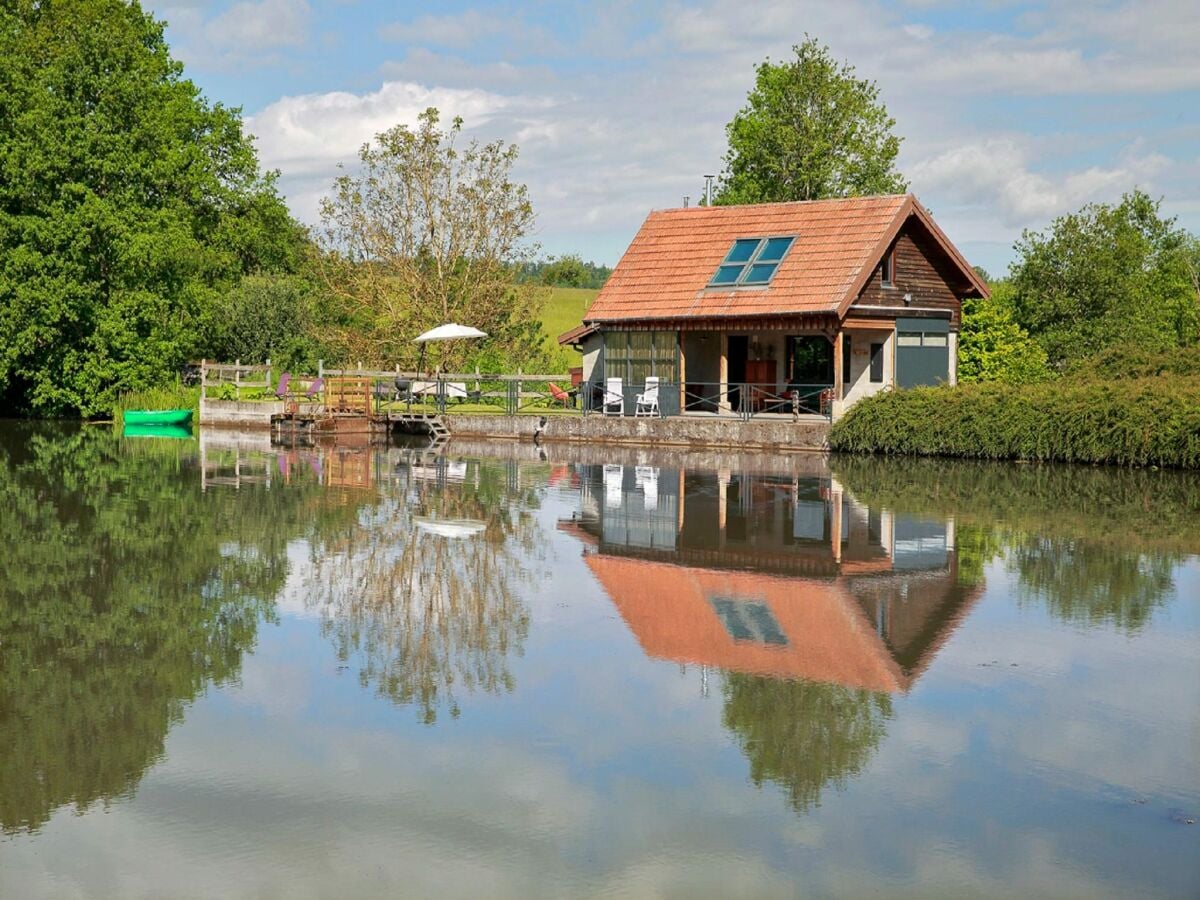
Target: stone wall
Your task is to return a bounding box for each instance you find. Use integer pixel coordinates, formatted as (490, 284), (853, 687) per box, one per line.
(441, 414), (828, 453)
(200, 399), (324, 428)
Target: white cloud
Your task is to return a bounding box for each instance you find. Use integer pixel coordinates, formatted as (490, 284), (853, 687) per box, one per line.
(246, 80), (556, 222)
(149, 0), (312, 68)
(908, 138), (1170, 226)
(207, 0), (311, 50)
(379, 9), (561, 55)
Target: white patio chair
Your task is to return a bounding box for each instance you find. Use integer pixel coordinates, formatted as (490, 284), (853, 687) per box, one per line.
(604, 377), (624, 415)
(603, 464), (624, 508)
(635, 465), (659, 510)
(635, 376), (660, 417)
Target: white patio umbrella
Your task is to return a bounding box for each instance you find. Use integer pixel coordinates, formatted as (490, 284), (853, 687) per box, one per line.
(414, 516), (487, 539)
(413, 323), (488, 374)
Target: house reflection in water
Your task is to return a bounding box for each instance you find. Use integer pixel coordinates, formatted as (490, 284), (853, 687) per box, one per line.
(560, 464), (981, 693)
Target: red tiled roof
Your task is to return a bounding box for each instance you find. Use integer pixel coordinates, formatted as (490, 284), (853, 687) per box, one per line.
(557, 323), (597, 346)
(584, 194), (984, 323)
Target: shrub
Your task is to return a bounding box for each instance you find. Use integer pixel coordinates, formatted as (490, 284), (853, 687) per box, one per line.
(829, 375), (1200, 468)
(1065, 342), (1200, 381)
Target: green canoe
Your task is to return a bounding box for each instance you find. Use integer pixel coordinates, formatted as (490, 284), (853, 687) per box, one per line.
(123, 408), (193, 426)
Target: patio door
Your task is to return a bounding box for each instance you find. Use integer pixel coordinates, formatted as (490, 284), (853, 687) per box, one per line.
(727, 335), (747, 411)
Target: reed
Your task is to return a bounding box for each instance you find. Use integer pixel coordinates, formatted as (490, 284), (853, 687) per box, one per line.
(113, 382), (200, 426)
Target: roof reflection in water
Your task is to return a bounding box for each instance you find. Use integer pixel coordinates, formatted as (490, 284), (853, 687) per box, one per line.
(561, 463), (981, 693)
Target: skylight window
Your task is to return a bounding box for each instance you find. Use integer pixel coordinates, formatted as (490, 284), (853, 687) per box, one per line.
(709, 236), (795, 287)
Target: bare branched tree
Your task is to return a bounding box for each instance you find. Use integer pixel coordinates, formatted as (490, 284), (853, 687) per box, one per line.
(315, 108), (545, 370)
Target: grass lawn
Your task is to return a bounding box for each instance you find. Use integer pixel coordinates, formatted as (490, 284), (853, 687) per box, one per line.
(539, 286), (597, 369)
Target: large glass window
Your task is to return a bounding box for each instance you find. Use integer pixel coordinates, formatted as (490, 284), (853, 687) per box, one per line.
(788, 335), (833, 385)
(602, 331), (679, 384)
(708, 236), (795, 287)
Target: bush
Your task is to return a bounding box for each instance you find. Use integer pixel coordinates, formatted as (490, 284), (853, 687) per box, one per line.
(1065, 342), (1200, 381)
(829, 375), (1200, 468)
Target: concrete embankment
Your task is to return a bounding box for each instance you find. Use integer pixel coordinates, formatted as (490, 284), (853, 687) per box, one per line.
(442, 414), (829, 453)
(198, 398), (830, 453)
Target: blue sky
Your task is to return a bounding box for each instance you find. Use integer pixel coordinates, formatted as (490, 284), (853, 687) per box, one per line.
(146, 1), (1199, 276)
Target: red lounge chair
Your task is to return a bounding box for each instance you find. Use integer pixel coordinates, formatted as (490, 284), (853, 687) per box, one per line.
(548, 383), (572, 407)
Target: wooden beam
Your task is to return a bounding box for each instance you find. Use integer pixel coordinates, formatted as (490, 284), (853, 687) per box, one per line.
(834, 331), (844, 401)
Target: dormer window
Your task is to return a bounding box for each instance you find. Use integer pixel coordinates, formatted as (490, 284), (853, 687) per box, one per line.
(881, 248), (895, 287)
(709, 236), (795, 287)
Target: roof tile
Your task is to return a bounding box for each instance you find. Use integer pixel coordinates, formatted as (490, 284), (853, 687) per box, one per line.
(585, 195), (915, 322)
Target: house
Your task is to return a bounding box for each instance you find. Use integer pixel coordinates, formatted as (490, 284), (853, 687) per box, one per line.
(559, 194), (987, 419)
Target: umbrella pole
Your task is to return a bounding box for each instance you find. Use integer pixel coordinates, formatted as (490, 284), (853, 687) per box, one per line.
(414, 344), (427, 412)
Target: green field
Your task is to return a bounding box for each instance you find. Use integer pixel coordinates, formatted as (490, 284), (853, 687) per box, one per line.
(539, 286), (597, 370)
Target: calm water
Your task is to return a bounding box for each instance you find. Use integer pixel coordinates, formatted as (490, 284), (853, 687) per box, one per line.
(1, 424), (1198, 898)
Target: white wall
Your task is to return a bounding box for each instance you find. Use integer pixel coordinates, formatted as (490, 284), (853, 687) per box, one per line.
(948, 331), (958, 386)
(842, 329), (894, 408)
(580, 334), (602, 382)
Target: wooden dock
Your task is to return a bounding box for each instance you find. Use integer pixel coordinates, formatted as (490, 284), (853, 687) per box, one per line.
(270, 411), (448, 444)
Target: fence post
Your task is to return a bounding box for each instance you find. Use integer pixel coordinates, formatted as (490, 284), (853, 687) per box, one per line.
(235, 359), (241, 402)
(200, 359), (207, 400)
(318, 359), (324, 380)
(266, 358), (272, 396)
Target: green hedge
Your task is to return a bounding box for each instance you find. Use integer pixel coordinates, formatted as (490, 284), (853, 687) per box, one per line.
(829, 376), (1200, 468)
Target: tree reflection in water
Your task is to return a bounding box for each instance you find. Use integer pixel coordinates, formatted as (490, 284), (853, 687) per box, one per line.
(305, 457), (539, 724)
(833, 455), (1199, 632)
(722, 674), (893, 813)
(0, 426), (354, 834)
(1010, 538), (1177, 632)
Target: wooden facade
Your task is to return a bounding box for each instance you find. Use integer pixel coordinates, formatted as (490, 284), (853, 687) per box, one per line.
(852, 226), (972, 328)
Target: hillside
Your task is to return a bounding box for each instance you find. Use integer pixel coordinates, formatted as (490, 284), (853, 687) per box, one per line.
(540, 286), (597, 370)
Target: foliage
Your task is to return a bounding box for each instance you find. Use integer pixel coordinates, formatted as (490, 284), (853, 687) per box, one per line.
(1009, 190), (1199, 369)
(0, 0), (303, 418)
(1066, 342), (1200, 381)
(315, 108), (545, 372)
(0, 423), (359, 833)
(958, 282), (1050, 384)
(210, 274), (325, 374)
(829, 375), (1200, 467)
(521, 254), (612, 289)
(715, 37), (907, 205)
(722, 674), (892, 813)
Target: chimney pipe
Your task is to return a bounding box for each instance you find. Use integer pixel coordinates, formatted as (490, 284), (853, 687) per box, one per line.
(683, 196), (690, 208)
(704, 174), (715, 206)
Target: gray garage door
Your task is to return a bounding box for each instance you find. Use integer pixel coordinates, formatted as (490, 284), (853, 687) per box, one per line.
(896, 317), (950, 388)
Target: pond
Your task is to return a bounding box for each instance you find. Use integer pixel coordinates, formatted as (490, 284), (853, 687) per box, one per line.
(0, 423), (1197, 898)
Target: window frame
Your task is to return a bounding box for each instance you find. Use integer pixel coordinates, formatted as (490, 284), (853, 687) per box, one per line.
(707, 235), (796, 288)
(869, 342), (884, 383)
(881, 248), (895, 288)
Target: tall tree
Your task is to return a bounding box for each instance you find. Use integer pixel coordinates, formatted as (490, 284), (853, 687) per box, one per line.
(0, 0), (302, 417)
(315, 108), (544, 371)
(1009, 190), (1199, 369)
(715, 37), (907, 205)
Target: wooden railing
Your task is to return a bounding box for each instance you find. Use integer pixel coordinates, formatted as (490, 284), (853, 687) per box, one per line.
(200, 359), (273, 402)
